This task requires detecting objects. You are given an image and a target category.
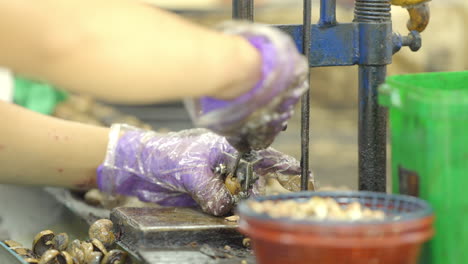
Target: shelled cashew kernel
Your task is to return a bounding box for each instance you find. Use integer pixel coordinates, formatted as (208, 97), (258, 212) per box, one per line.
(248, 197), (385, 221)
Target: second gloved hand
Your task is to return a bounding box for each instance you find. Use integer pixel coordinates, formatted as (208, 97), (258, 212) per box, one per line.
(97, 124), (302, 216)
(185, 21), (309, 152)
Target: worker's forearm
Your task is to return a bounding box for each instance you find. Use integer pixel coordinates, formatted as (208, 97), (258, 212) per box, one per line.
(0, 101), (108, 189)
(0, 0), (261, 104)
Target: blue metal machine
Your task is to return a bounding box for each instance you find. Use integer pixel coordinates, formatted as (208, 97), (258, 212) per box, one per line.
(233, 0), (426, 192)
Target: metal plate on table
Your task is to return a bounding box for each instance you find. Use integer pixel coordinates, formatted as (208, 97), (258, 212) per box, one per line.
(44, 187), (110, 223)
(43, 190), (255, 263)
(137, 247), (255, 264)
(111, 207), (243, 249)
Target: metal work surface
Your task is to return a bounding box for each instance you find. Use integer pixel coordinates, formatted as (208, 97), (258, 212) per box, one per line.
(111, 207), (242, 249)
(33, 189), (255, 263)
(45, 187), (110, 223)
(111, 207), (254, 264)
(137, 247), (255, 264)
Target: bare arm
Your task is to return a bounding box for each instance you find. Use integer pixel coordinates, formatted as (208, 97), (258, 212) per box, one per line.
(0, 0), (261, 104)
(0, 101), (107, 189)
(0, 0), (262, 188)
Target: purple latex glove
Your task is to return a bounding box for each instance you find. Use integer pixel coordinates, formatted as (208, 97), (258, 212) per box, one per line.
(97, 124), (302, 216)
(185, 21), (309, 152)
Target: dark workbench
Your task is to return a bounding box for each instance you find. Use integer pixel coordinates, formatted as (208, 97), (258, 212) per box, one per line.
(45, 188), (256, 264)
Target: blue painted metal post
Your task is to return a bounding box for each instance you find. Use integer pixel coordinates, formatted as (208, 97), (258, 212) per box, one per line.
(355, 0), (392, 192)
(319, 0), (337, 26)
(231, 0), (413, 192)
(358, 66), (388, 192)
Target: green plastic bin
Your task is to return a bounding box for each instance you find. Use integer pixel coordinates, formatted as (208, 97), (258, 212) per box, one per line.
(379, 71), (468, 264)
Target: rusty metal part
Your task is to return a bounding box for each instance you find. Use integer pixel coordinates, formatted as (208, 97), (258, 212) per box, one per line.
(391, 0), (430, 32)
(231, 153), (243, 181)
(391, 0), (428, 6)
(406, 3), (430, 32)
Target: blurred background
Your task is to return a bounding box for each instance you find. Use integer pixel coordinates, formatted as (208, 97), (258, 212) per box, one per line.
(0, 0), (467, 244)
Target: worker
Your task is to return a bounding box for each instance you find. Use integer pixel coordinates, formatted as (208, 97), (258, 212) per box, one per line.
(0, 0), (308, 216)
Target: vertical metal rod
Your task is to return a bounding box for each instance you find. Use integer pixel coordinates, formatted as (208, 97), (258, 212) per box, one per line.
(232, 0), (254, 20)
(354, 0), (391, 192)
(244, 163), (253, 192)
(301, 0), (312, 191)
(231, 1), (254, 189)
(358, 65), (387, 192)
(231, 153), (243, 179)
(319, 0), (337, 26)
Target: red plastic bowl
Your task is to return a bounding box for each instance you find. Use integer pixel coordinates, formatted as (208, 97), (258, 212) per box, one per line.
(237, 191), (434, 264)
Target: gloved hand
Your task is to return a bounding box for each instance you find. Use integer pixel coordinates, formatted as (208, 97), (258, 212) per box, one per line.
(97, 124), (302, 216)
(185, 21), (309, 152)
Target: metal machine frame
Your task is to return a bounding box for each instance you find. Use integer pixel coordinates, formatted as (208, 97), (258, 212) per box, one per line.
(233, 0), (422, 192)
